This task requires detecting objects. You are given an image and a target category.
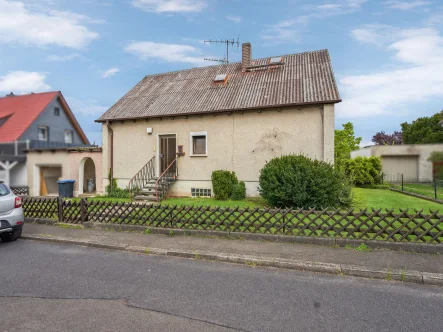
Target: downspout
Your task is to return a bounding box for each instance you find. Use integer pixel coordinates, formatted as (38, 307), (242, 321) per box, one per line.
(106, 121), (114, 192)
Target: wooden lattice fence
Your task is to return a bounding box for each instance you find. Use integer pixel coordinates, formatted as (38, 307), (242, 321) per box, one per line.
(11, 186), (29, 196)
(22, 197), (443, 244)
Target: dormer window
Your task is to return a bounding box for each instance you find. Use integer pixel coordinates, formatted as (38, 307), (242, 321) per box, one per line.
(54, 107), (60, 116)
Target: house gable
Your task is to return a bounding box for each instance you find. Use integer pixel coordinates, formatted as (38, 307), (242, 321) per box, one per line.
(19, 97), (84, 144)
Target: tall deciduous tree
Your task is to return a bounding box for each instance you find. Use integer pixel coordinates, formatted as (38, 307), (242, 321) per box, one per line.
(335, 122), (362, 170)
(401, 111), (443, 144)
(371, 131), (403, 145)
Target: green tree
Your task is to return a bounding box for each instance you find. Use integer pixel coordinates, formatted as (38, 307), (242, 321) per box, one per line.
(401, 111), (443, 144)
(335, 122), (362, 170)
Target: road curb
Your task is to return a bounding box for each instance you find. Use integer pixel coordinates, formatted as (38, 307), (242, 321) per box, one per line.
(21, 234), (443, 286)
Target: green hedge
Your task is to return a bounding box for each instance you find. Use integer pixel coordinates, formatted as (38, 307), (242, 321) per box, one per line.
(344, 157), (382, 187)
(259, 155), (351, 209)
(211, 170), (238, 200)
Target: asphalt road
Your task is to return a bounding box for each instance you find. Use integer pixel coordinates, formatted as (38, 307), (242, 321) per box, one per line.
(1, 240), (443, 332)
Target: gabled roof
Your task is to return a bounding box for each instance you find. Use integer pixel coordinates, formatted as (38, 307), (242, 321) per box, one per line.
(0, 91), (89, 144)
(97, 49), (341, 122)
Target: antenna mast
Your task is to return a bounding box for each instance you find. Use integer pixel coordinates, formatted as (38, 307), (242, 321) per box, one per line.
(204, 37), (240, 64)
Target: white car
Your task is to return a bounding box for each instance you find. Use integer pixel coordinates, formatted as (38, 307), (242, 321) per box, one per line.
(0, 182), (24, 242)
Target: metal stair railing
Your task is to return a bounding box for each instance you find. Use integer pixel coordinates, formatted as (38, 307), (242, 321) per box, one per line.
(128, 156), (156, 199)
(155, 158), (178, 201)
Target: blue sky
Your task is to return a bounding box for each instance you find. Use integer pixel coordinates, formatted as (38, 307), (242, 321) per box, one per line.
(0, 0), (442, 146)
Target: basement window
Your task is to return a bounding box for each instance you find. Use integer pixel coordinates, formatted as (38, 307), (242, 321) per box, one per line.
(191, 188), (212, 197)
(190, 131), (207, 156)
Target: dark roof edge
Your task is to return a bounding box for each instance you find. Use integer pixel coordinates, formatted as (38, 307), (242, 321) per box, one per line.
(95, 99), (341, 123)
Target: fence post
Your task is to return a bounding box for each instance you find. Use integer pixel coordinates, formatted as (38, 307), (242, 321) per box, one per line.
(80, 198), (86, 224)
(434, 180), (437, 200)
(401, 174), (404, 191)
(57, 197), (63, 222)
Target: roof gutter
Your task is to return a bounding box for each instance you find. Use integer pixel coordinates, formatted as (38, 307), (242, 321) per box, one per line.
(95, 99), (342, 123)
(106, 121), (114, 192)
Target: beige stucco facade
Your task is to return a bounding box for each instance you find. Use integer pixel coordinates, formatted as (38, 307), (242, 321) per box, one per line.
(351, 144), (443, 181)
(26, 149), (103, 197)
(103, 104), (335, 197)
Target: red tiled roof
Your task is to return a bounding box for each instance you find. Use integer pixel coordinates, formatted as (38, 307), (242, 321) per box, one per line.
(0, 92), (59, 143)
(97, 49), (341, 122)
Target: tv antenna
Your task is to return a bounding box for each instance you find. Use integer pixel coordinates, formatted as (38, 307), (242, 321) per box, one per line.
(204, 37), (240, 64)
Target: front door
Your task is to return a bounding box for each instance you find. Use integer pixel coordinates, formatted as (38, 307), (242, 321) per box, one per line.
(159, 135), (176, 173)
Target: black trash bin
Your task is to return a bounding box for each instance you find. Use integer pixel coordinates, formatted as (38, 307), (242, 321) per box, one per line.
(58, 180), (75, 198)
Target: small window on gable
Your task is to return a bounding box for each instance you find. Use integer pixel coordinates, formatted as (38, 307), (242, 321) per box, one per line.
(270, 56), (282, 64)
(64, 130), (73, 144)
(54, 107), (60, 116)
(214, 74), (227, 82)
(190, 131), (207, 156)
(38, 126), (48, 141)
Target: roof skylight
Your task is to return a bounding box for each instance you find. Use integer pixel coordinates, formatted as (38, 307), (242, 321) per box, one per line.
(270, 56), (282, 64)
(214, 74), (227, 82)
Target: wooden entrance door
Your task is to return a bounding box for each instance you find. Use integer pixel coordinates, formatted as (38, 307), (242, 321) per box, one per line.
(160, 135), (176, 173)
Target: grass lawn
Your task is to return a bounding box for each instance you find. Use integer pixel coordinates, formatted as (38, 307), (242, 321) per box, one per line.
(352, 188), (442, 212)
(83, 188), (442, 212)
(390, 183), (441, 200)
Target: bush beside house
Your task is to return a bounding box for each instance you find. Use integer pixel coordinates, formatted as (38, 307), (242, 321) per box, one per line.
(211, 170), (238, 200)
(259, 155), (351, 209)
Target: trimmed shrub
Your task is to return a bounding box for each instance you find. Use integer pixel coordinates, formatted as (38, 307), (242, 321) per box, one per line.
(259, 155), (351, 209)
(211, 170), (238, 200)
(344, 157), (382, 187)
(231, 181), (246, 201)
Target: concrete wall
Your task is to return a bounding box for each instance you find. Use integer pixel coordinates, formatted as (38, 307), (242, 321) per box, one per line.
(26, 151), (70, 197)
(20, 97), (83, 144)
(351, 144), (443, 180)
(102, 105), (335, 197)
(69, 151), (103, 196)
(9, 162), (27, 186)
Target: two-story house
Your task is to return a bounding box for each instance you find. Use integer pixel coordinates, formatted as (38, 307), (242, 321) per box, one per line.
(0, 91), (90, 192)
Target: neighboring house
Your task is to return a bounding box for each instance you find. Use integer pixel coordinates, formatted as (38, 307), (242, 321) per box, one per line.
(0, 91), (90, 192)
(351, 144), (443, 182)
(96, 43), (341, 200)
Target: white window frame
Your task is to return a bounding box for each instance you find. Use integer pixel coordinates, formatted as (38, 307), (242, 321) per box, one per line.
(190, 131), (208, 157)
(64, 130), (73, 144)
(38, 126), (48, 141)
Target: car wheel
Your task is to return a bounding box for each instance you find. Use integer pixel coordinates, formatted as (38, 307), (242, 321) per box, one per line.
(0, 226), (22, 242)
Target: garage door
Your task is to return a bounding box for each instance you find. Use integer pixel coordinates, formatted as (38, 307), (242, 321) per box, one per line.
(382, 156), (418, 182)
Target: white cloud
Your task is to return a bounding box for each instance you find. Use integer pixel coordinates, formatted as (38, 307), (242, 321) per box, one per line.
(102, 67), (120, 78)
(383, 0), (431, 10)
(227, 15), (242, 23)
(131, 0), (207, 13)
(46, 53), (80, 61)
(264, 0), (367, 43)
(67, 97), (109, 116)
(0, 71), (50, 93)
(337, 27), (443, 118)
(0, 0), (99, 49)
(125, 41), (208, 66)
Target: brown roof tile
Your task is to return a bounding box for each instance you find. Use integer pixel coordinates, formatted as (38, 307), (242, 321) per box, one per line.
(97, 49), (341, 122)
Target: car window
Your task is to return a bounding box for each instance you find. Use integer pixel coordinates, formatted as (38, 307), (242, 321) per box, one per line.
(0, 184), (10, 196)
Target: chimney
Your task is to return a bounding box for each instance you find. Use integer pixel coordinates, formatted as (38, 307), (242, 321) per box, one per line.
(242, 42), (251, 72)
